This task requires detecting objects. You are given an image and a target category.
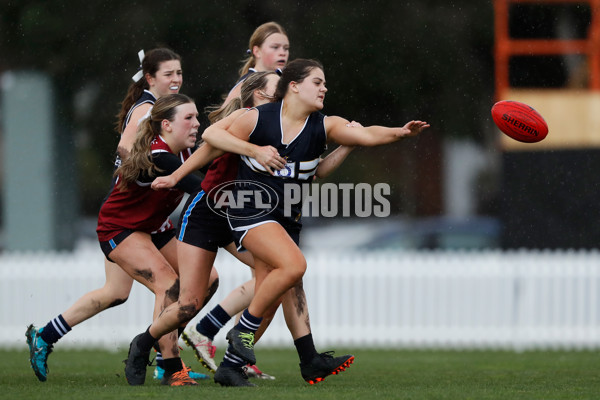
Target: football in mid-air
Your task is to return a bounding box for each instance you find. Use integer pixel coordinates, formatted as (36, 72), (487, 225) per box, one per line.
(491, 100), (548, 143)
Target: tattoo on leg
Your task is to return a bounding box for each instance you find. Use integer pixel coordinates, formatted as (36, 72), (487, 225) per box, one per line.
(294, 282), (306, 317)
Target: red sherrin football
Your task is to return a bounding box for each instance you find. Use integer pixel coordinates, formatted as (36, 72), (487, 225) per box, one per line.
(491, 100), (548, 143)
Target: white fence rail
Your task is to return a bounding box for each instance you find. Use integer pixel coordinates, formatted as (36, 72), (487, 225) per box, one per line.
(2, 245), (600, 350)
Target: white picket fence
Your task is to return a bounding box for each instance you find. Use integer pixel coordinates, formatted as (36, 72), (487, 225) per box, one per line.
(2, 243), (600, 351)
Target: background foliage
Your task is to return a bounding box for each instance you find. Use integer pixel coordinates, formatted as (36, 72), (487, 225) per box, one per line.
(0, 0), (495, 215)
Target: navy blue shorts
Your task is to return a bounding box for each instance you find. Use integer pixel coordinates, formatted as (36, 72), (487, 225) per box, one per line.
(99, 229), (175, 262)
(177, 190), (235, 252)
(227, 208), (301, 252)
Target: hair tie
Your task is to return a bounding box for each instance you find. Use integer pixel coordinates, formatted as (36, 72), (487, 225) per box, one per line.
(131, 49), (146, 82)
(246, 49), (251, 55)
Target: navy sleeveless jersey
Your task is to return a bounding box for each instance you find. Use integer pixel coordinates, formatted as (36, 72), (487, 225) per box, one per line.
(114, 90), (157, 168)
(226, 68), (257, 97)
(122, 89), (156, 132)
(228, 101), (327, 228)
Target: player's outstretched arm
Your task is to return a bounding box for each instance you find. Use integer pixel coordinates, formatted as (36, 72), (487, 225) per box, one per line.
(153, 109), (263, 190)
(152, 142), (222, 190)
(325, 116), (429, 147)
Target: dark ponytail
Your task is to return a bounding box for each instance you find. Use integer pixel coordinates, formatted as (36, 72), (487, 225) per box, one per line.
(114, 48), (181, 133)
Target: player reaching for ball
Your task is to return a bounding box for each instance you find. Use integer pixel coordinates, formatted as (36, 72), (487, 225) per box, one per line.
(176, 21), (353, 380)
(200, 58), (429, 385)
(150, 70), (359, 386)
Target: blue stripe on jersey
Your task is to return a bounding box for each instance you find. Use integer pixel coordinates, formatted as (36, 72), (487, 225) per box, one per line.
(109, 239), (116, 249)
(178, 191), (205, 241)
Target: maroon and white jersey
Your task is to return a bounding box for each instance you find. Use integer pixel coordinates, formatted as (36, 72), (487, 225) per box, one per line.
(201, 152), (239, 198)
(97, 136), (199, 241)
(200, 108), (253, 198)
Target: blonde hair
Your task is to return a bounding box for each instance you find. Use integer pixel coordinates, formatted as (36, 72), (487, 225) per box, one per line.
(116, 94), (193, 190)
(239, 22), (287, 76)
(207, 71), (277, 124)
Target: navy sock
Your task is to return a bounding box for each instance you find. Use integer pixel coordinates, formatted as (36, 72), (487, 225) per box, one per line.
(235, 309), (262, 334)
(156, 352), (164, 368)
(294, 333), (318, 365)
(40, 314), (71, 345)
(222, 309), (261, 369)
(221, 350), (247, 368)
(197, 304), (231, 341)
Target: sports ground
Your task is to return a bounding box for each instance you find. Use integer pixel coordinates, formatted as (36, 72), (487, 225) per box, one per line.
(5, 347), (600, 399)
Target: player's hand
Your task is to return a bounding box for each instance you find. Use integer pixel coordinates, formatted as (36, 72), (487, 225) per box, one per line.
(254, 145), (286, 175)
(399, 120), (430, 138)
(152, 175), (177, 190)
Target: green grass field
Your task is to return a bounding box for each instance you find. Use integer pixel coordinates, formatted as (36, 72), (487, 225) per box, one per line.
(2, 347), (599, 400)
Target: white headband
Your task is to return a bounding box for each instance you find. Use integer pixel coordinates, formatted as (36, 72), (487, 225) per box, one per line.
(131, 49), (145, 82)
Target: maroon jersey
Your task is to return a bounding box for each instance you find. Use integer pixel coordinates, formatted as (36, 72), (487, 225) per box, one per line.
(201, 107), (254, 198)
(201, 152), (239, 198)
(97, 136), (195, 241)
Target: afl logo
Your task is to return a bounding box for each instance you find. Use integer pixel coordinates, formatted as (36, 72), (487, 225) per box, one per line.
(207, 180), (279, 220)
(275, 165), (293, 178)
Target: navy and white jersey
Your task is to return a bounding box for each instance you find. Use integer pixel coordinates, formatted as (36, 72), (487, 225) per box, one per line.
(226, 68), (257, 97)
(239, 101), (326, 182)
(227, 101), (326, 233)
(122, 89), (156, 132)
(114, 90), (157, 168)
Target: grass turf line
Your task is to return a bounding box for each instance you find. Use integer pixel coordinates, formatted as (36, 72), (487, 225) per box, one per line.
(3, 348), (600, 400)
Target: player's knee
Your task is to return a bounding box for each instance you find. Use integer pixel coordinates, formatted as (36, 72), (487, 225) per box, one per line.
(107, 297), (128, 308)
(106, 284), (133, 301)
(210, 267), (219, 283)
(288, 258), (307, 281)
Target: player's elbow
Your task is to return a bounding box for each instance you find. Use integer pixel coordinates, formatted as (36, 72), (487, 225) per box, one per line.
(201, 128), (218, 146)
(314, 169), (327, 179)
